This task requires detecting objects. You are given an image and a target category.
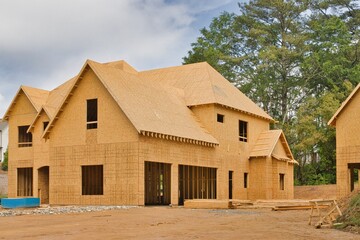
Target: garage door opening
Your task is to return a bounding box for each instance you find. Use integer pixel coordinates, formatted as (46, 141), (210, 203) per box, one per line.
(145, 162), (171, 205)
(178, 165), (217, 205)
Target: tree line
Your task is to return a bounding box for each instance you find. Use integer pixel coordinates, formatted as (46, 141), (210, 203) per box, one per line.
(183, 0), (360, 185)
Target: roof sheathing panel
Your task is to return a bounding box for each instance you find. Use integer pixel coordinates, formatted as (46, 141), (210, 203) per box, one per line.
(140, 62), (274, 122)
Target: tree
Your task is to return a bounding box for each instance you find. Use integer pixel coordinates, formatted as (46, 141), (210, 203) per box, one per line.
(1, 148), (8, 171)
(184, 0), (360, 185)
(183, 12), (238, 82)
(184, 0), (309, 126)
(293, 82), (352, 184)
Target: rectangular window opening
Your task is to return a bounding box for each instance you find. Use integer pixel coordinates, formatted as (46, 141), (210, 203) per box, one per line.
(87, 99), (98, 129)
(279, 173), (285, 190)
(239, 120), (248, 142)
(244, 172), (248, 188)
(217, 114), (224, 123)
(17, 168), (33, 196)
(18, 126), (32, 147)
(82, 165), (103, 195)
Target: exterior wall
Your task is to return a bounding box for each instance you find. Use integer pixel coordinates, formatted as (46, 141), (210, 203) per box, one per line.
(191, 104), (272, 201)
(248, 157), (268, 199)
(7, 92), (37, 198)
(335, 93), (360, 197)
(48, 69), (140, 205)
(32, 113), (50, 200)
(139, 137), (217, 205)
(248, 139), (295, 200)
(271, 160), (294, 199)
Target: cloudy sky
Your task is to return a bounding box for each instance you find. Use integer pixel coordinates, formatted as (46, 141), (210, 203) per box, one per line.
(0, 0), (245, 117)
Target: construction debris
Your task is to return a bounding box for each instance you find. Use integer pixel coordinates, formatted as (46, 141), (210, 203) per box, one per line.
(308, 199), (342, 228)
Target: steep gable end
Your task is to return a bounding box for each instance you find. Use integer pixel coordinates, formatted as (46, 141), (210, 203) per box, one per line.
(328, 83), (360, 126)
(3, 86), (49, 120)
(28, 77), (76, 132)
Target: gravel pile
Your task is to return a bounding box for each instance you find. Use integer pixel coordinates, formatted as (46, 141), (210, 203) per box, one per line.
(0, 205), (135, 217)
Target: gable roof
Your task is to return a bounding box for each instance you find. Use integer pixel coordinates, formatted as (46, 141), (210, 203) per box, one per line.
(3, 86), (49, 120)
(249, 130), (297, 164)
(328, 83), (360, 126)
(5, 58), (276, 148)
(42, 60), (218, 146)
(140, 62), (274, 122)
(28, 77), (77, 132)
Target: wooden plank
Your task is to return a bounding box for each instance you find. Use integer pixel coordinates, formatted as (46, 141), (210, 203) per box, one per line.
(273, 205), (328, 211)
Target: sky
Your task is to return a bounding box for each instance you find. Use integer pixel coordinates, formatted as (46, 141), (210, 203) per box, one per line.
(0, 0), (245, 118)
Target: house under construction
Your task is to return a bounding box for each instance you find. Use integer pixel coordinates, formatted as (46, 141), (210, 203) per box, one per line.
(329, 83), (360, 198)
(4, 59), (297, 205)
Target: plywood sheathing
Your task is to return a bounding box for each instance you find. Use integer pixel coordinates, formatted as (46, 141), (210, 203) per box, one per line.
(3, 86), (49, 121)
(140, 62), (274, 122)
(249, 130), (297, 164)
(328, 83), (360, 126)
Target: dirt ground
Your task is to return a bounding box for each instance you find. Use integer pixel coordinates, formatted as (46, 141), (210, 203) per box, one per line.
(0, 206), (359, 240)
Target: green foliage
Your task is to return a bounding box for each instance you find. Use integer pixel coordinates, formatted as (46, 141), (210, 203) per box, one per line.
(336, 193), (360, 229)
(184, 0), (360, 185)
(183, 12), (238, 82)
(2, 148), (8, 171)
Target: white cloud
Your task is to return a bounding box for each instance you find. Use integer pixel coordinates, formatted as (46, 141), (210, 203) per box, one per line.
(0, 0), (239, 117)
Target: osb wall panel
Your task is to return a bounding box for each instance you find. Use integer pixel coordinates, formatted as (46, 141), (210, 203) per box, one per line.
(33, 113), (50, 167)
(273, 139), (288, 158)
(336, 145), (360, 197)
(49, 142), (141, 205)
(50, 68), (139, 147)
(191, 104), (272, 201)
(7, 92), (38, 198)
(271, 160), (294, 199)
(248, 157), (268, 200)
(336, 93), (360, 148)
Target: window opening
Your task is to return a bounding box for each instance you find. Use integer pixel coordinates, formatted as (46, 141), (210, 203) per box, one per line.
(279, 173), (285, 190)
(87, 99), (98, 129)
(82, 165), (103, 195)
(244, 172), (248, 188)
(43, 121), (49, 131)
(239, 120), (248, 142)
(217, 114), (224, 123)
(18, 126), (32, 147)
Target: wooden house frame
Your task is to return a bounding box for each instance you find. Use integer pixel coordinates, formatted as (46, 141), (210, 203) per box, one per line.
(329, 83), (360, 197)
(4, 59), (297, 205)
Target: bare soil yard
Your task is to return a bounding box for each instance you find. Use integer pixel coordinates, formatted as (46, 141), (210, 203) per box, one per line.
(0, 206), (359, 240)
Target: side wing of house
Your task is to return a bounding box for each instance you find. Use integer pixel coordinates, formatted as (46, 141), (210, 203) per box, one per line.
(248, 130), (296, 200)
(3, 87), (47, 198)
